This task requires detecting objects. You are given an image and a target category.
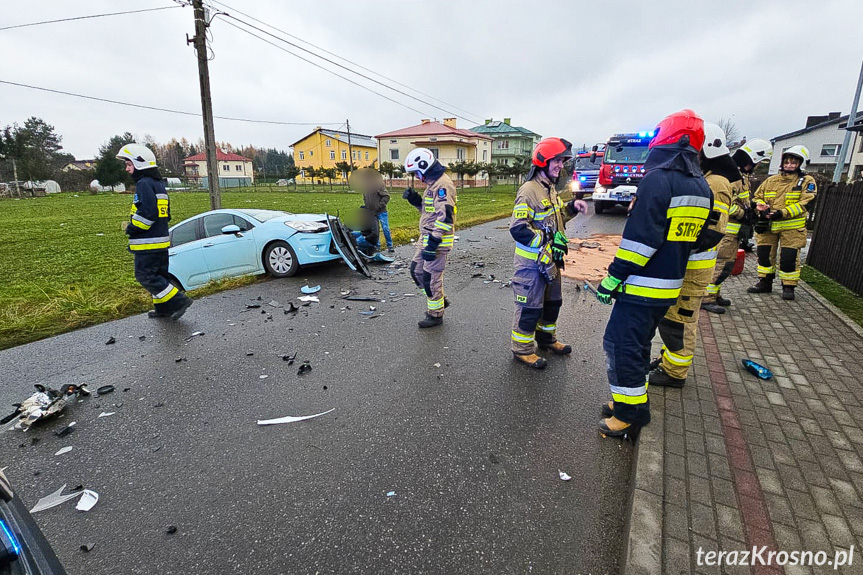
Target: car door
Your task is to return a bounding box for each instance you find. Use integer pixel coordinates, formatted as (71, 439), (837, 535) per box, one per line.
(168, 218), (211, 290)
(200, 213), (258, 279)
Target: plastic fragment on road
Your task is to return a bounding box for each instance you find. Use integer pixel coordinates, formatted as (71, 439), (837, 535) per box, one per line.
(54, 446), (73, 456)
(80, 543), (95, 552)
(282, 352), (297, 365)
(558, 470), (572, 481)
(30, 484), (82, 513)
(301, 285), (321, 294)
(184, 331), (205, 342)
(742, 359), (773, 380)
(298, 296), (320, 303)
(284, 302), (299, 314)
(98, 412), (115, 418)
(297, 361), (312, 376)
(96, 385), (115, 396)
(3, 384), (90, 431)
(343, 296), (380, 301)
(259, 375), (268, 380)
(54, 422), (76, 437)
(105, 337), (116, 345)
(75, 490), (99, 512)
(386, 491), (396, 497)
(256, 408), (335, 426)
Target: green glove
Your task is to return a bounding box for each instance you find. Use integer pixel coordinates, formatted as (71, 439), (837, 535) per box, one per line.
(596, 275), (622, 305)
(551, 231), (569, 264)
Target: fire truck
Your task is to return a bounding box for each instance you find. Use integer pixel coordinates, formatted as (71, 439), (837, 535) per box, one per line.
(591, 131), (654, 214)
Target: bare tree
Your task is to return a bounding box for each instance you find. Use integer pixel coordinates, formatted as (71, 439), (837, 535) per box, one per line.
(716, 117), (741, 146)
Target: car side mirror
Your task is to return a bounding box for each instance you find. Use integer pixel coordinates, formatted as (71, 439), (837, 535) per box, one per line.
(591, 145), (598, 152)
(221, 224), (242, 235)
(590, 152), (597, 161)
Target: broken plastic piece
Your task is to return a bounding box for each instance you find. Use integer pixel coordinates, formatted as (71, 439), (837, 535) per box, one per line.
(301, 285), (321, 294)
(54, 446), (73, 456)
(184, 331), (205, 342)
(284, 302), (299, 314)
(386, 491), (396, 497)
(166, 525), (178, 535)
(298, 296), (320, 303)
(98, 412), (115, 418)
(282, 352), (297, 365)
(80, 543), (95, 553)
(76, 490), (99, 512)
(55, 422), (76, 437)
(96, 385), (115, 396)
(343, 296), (380, 301)
(558, 470), (572, 481)
(246, 304), (261, 309)
(30, 484), (81, 513)
(742, 359), (773, 380)
(256, 408), (335, 426)
(105, 337), (116, 345)
(297, 361), (312, 376)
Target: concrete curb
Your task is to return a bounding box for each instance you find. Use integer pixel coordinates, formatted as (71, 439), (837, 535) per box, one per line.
(797, 279), (863, 338)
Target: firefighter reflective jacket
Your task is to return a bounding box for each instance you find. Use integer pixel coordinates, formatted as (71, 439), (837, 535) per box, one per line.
(509, 172), (578, 269)
(753, 171), (817, 232)
(608, 144), (713, 306)
(127, 175), (170, 252)
(417, 172), (457, 251)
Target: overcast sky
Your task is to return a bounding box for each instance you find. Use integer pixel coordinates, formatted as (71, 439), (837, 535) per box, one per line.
(2, 0), (862, 160)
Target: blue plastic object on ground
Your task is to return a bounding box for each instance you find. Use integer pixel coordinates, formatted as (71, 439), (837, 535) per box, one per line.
(742, 359), (773, 380)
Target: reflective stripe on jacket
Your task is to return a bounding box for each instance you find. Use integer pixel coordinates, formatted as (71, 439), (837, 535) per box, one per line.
(509, 173), (578, 270)
(128, 177), (171, 252)
(417, 173), (457, 249)
(753, 172), (817, 232)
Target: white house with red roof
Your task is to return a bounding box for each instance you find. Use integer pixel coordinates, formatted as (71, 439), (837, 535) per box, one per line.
(375, 118), (492, 168)
(183, 149), (254, 188)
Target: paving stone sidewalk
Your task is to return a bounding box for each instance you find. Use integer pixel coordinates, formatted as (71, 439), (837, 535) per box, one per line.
(624, 257), (863, 575)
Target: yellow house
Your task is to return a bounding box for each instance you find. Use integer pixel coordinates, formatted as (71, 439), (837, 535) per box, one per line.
(375, 118), (493, 167)
(290, 128), (378, 183)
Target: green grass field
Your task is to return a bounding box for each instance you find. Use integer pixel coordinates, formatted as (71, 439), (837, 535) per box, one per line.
(0, 185), (516, 350)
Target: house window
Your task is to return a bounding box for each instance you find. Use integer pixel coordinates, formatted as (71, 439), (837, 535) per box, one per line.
(330, 151), (336, 160)
(483, 150), (488, 161)
(429, 148), (439, 159)
(429, 137), (437, 142)
(222, 164), (229, 172)
(497, 140), (509, 150)
(457, 148), (465, 160)
(353, 151), (358, 160)
(820, 144), (841, 157)
(235, 165), (242, 171)
(310, 150), (313, 157)
(365, 151), (369, 160)
(389, 139), (397, 144)
(299, 151), (304, 160)
(325, 139), (331, 147)
(341, 150), (347, 160)
(390, 149), (399, 160)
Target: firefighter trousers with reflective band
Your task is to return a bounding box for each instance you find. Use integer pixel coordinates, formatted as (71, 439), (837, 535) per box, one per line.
(510, 267), (563, 355)
(755, 228), (806, 286)
(603, 300), (668, 426)
(133, 250), (187, 313)
(658, 269), (711, 380)
(410, 245), (449, 318)
(703, 234), (738, 303)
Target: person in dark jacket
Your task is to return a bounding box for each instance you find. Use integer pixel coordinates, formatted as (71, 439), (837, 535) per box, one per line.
(351, 168), (393, 252)
(593, 110), (713, 438)
(118, 144), (192, 320)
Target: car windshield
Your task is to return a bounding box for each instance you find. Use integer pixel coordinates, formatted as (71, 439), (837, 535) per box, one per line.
(573, 156), (601, 170)
(235, 209), (294, 223)
(604, 144), (650, 164)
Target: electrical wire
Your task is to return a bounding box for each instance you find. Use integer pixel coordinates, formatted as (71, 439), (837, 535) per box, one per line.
(220, 19), (431, 118)
(0, 80), (340, 126)
(210, 0), (483, 122)
(0, 6), (183, 32)
(221, 13), (483, 125)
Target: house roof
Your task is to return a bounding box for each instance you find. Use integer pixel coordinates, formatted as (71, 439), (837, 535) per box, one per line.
(289, 128), (376, 149)
(468, 121), (539, 137)
(376, 121), (492, 141)
(184, 150), (252, 162)
(772, 111), (863, 142)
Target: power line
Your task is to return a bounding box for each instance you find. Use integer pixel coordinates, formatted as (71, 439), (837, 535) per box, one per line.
(0, 6), (184, 32)
(209, 0), (484, 123)
(220, 19), (431, 119)
(0, 80), (341, 126)
(220, 13), (483, 126)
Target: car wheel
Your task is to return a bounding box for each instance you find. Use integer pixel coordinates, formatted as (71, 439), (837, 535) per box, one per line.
(263, 241), (299, 278)
(595, 200), (606, 214)
(168, 274), (187, 292)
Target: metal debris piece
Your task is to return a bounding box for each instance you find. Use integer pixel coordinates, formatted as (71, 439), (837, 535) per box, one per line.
(301, 285), (321, 294)
(256, 408), (335, 426)
(105, 337), (115, 345)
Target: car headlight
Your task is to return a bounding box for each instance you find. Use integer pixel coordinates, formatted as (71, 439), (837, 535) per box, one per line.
(284, 221), (328, 233)
(571, 180), (581, 191)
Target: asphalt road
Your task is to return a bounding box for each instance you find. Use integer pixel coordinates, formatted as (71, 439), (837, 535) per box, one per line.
(1, 204), (633, 575)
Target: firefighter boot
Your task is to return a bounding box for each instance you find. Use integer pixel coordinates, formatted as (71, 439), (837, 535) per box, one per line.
(782, 285), (796, 301)
(418, 314), (443, 328)
(747, 275), (774, 294)
(147, 310), (170, 319)
(170, 294), (193, 321)
(601, 401), (614, 418)
(716, 294), (732, 307)
(599, 416), (639, 439)
(649, 365), (686, 388)
(537, 340), (572, 355)
(649, 356), (662, 371)
(701, 301), (726, 315)
(513, 352), (547, 370)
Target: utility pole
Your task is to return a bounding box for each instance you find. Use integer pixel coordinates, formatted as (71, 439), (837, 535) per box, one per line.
(189, 0), (221, 209)
(833, 59), (863, 183)
(346, 119), (355, 172)
(12, 157), (20, 197)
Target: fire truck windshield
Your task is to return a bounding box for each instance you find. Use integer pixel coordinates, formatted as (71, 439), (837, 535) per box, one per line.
(604, 144), (651, 164)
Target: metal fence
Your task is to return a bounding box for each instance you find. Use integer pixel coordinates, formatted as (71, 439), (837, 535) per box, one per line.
(806, 181), (863, 295)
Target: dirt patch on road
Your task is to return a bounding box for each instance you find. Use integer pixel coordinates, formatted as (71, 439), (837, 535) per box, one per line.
(560, 233), (621, 283)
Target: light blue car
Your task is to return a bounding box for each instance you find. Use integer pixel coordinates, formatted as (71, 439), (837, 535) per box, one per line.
(167, 208), (362, 290)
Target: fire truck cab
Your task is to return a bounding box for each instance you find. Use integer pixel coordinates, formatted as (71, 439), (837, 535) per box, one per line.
(592, 131), (653, 214)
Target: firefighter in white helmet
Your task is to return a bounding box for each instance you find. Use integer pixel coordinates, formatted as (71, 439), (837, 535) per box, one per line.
(118, 143), (192, 320)
(748, 145), (816, 300)
(731, 138), (773, 255)
(402, 148), (457, 328)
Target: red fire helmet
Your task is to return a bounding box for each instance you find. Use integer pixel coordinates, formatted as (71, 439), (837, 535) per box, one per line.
(532, 137), (573, 167)
(649, 109), (705, 151)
